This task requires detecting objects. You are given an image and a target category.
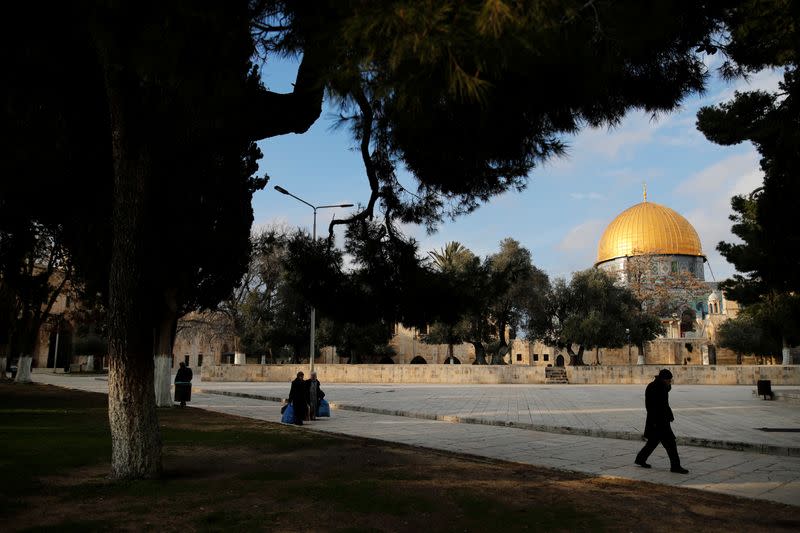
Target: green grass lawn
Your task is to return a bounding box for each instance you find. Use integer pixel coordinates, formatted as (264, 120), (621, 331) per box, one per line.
(1, 382), (797, 533)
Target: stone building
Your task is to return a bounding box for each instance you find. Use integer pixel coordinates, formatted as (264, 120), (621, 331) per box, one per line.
(384, 193), (751, 366)
(172, 312), (241, 368)
(595, 193), (707, 283)
(587, 194), (743, 366)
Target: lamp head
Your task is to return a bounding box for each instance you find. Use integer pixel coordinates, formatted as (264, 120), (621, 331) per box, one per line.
(274, 185), (289, 195)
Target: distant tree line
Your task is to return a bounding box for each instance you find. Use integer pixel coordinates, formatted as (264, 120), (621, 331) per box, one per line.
(217, 230), (665, 367)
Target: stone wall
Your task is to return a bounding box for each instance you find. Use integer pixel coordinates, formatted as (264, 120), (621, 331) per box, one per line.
(201, 363), (800, 385)
(565, 365), (799, 385)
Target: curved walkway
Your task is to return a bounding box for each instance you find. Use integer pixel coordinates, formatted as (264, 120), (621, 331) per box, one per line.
(33, 373), (800, 507)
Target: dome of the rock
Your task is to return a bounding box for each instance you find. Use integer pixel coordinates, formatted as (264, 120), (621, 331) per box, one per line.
(596, 201), (704, 265)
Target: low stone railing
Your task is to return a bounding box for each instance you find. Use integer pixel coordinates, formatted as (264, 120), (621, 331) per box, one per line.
(201, 363), (800, 385)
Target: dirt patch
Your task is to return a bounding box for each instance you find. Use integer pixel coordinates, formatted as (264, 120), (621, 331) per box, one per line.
(4, 383), (800, 532)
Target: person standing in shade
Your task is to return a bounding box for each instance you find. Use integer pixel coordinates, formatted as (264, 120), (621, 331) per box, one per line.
(288, 371), (308, 425)
(635, 369), (689, 474)
(174, 362), (193, 408)
(306, 371), (325, 420)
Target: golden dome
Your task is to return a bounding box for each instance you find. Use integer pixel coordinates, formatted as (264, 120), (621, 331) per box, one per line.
(596, 201), (704, 264)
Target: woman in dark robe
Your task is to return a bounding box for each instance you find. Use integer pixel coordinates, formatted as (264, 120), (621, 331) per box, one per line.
(174, 362), (193, 407)
(288, 371), (307, 425)
(306, 371), (324, 420)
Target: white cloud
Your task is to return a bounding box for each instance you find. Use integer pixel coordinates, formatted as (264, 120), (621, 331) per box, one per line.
(701, 51), (723, 72)
(557, 219), (606, 253)
(674, 151), (761, 196)
(677, 151), (764, 280)
(602, 167), (665, 189)
(702, 69), (784, 107)
(579, 117), (657, 159)
(547, 223), (608, 278)
(569, 192), (605, 201)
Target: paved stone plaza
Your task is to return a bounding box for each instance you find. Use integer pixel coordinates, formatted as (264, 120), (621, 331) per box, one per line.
(33, 373), (800, 507)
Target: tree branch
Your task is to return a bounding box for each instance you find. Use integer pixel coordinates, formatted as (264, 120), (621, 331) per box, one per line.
(250, 21), (290, 33)
(328, 87), (381, 240)
(248, 45), (327, 140)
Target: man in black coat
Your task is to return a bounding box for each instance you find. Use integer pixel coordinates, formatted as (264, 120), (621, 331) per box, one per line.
(288, 371), (308, 425)
(635, 369), (689, 474)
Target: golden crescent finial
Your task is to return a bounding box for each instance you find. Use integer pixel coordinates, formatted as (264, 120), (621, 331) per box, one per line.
(643, 182), (647, 202)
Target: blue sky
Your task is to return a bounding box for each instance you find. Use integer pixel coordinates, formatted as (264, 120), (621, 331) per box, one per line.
(253, 56), (781, 281)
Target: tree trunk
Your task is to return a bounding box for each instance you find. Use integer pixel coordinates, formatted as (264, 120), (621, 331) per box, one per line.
(567, 345), (585, 366)
(153, 353), (172, 407)
(492, 319), (509, 365)
(471, 342), (488, 365)
(15, 328), (41, 383)
(0, 339), (8, 379)
(490, 344), (508, 365)
(104, 67), (162, 480)
(154, 295), (178, 407)
(15, 356), (33, 383)
(782, 336), (792, 365)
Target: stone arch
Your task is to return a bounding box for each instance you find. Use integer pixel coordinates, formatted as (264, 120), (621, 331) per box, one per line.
(379, 356), (395, 364)
(708, 292), (720, 314)
(409, 355), (427, 364)
(444, 356), (461, 364)
(555, 354), (565, 367)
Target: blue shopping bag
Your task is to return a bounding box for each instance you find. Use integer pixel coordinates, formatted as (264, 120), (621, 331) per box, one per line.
(318, 398), (330, 417)
(281, 403), (295, 423)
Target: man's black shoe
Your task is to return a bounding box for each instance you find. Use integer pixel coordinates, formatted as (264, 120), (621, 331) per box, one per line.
(670, 467), (689, 474)
(634, 460), (652, 468)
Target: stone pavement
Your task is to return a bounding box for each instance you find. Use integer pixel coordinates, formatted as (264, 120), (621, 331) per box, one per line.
(31, 373), (800, 507)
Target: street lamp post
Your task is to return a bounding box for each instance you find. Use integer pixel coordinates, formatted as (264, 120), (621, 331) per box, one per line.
(274, 185), (353, 373)
(625, 328), (631, 366)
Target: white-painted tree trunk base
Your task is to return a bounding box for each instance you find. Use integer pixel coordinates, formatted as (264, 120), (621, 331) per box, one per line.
(782, 347), (792, 366)
(637, 355), (645, 365)
(234, 352), (246, 365)
(86, 355), (95, 372)
(15, 356), (33, 383)
(153, 355), (173, 407)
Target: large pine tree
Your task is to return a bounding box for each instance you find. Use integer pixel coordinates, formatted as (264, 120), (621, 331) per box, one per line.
(2, 1), (732, 478)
